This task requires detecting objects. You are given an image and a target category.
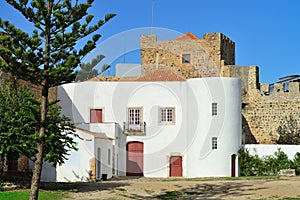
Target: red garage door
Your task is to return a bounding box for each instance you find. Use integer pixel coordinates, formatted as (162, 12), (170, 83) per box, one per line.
(170, 156), (182, 177)
(126, 142), (144, 176)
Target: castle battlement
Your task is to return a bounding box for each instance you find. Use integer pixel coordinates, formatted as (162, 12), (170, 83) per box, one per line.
(260, 82), (300, 96)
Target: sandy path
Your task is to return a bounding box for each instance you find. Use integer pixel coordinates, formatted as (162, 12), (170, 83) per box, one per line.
(65, 176), (300, 199)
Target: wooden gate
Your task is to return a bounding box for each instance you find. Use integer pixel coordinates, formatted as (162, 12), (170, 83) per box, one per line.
(170, 156), (182, 177)
(126, 142), (144, 176)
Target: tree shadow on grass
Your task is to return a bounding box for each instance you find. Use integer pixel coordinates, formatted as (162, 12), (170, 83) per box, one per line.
(117, 181), (267, 199)
(40, 181), (131, 193)
(40, 176), (144, 193)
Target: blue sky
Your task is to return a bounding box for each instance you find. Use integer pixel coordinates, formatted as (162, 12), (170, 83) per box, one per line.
(1, 0), (300, 83)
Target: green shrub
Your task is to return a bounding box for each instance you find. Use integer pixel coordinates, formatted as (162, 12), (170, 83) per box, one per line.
(238, 148), (263, 176)
(239, 148), (295, 176)
(292, 152), (300, 175)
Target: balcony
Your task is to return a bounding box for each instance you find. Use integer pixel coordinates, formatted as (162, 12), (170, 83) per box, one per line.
(123, 122), (146, 135)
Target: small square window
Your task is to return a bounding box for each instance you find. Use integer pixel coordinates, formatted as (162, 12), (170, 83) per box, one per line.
(212, 137), (218, 150)
(160, 107), (175, 124)
(182, 54), (191, 63)
(212, 103), (218, 116)
(90, 109), (103, 123)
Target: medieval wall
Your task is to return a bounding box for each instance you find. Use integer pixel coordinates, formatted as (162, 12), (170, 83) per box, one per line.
(223, 65), (259, 102)
(140, 32), (300, 145)
(243, 82), (300, 144)
(140, 33), (235, 79)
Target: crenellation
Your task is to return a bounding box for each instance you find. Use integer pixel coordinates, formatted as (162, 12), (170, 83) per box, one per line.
(260, 83), (269, 94)
(274, 83), (284, 93)
(289, 82), (300, 93)
(140, 32), (300, 144)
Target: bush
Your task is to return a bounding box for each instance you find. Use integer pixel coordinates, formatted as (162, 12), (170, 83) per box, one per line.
(238, 148), (263, 176)
(239, 148), (295, 176)
(292, 152), (300, 175)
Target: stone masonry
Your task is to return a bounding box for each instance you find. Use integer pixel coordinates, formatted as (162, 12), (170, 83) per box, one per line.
(140, 32), (300, 144)
(141, 32), (235, 79)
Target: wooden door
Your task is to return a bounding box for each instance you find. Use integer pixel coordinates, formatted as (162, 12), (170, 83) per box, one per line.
(231, 154), (236, 177)
(170, 156), (182, 177)
(126, 142), (144, 176)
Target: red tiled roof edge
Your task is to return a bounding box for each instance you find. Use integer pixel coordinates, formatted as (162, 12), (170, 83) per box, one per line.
(175, 32), (201, 41)
(135, 69), (186, 82)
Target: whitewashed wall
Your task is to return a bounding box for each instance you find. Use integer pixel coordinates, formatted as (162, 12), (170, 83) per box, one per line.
(58, 77), (241, 178)
(56, 131), (94, 182)
(186, 78), (242, 177)
(29, 161), (56, 182)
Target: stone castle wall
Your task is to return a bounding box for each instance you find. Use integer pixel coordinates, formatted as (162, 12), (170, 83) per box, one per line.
(140, 33), (235, 79)
(140, 32), (300, 144)
(243, 82), (300, 144)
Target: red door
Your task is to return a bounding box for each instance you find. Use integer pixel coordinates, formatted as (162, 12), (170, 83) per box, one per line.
(170, 156), (182, 177)
(126, 142), (144, 176)
(90, 109), (103, 123)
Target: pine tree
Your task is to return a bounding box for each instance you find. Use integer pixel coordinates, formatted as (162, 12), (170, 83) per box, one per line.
(76, 54), (105, 81)
(0, 1), (115, 199)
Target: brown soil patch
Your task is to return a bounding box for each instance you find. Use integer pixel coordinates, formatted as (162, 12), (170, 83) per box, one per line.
(64, 176), (300, 199)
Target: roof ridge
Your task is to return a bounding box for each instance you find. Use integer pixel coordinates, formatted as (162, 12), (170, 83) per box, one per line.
(175, 32), (201, 41)
(135, 69), (186, 81)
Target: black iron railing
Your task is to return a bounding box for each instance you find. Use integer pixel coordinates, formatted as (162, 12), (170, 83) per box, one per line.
(123, 122), (146, 134)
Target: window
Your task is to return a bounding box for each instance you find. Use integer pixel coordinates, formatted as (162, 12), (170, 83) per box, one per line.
(212, 137), (218, 150)
(90, 109), (103, 123)
(212, 103), (218, 116)
(160, 107), (175, 124)
(182, 54), (191, 63)
(128, 107), (142, 125)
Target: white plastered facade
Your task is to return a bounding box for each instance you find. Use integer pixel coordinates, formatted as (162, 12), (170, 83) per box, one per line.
(56, 77), (241, 180)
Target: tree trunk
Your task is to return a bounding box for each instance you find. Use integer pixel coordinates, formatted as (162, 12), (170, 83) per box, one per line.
(3, 154), (8, 175)
(0, 155), (2, 174)
(30, 87), (48, 200)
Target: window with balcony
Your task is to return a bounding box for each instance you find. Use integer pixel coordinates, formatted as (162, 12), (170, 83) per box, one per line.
(128, 108), (142, 125)
(124, 107), (145, 134)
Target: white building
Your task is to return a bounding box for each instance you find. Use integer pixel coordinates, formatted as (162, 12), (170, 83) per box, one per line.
(56, 69), (242, 180)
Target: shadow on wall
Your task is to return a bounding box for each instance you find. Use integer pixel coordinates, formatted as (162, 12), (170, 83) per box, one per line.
(126, 160), (143, 176)
(58, 87), (85, 123)
(242, 114), (258, 144)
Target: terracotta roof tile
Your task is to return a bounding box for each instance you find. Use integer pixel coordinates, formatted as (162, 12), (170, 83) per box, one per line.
(175, 32), (200, 41)
(135, 69), (186, 81)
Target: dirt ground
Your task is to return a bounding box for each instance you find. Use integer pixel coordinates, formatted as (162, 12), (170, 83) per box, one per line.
(63, 176), (300, 200)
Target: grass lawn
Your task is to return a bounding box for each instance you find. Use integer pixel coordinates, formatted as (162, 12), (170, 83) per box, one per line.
(0, 190), (69, 200)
